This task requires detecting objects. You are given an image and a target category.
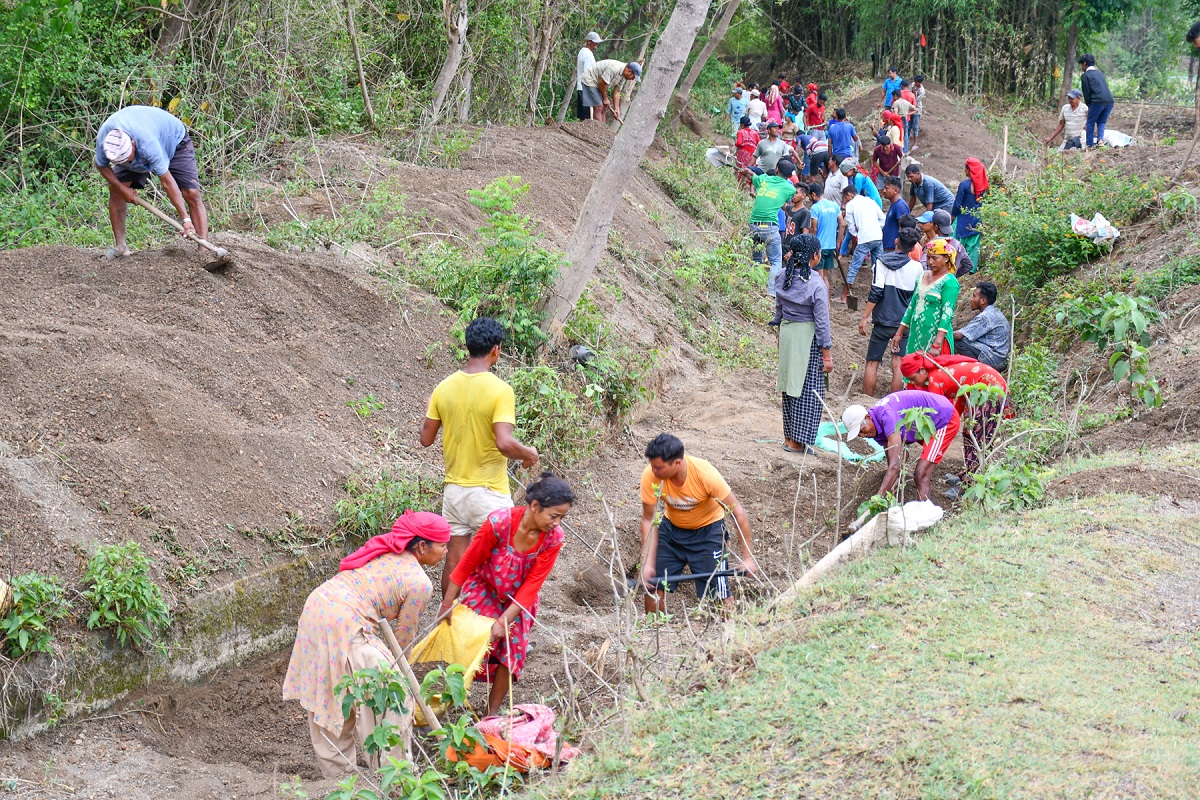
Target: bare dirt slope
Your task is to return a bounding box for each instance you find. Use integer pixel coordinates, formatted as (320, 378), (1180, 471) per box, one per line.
(843, 80), (1032, 187)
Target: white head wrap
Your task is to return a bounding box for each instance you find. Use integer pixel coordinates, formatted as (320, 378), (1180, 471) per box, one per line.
(103, 129), (133, 164)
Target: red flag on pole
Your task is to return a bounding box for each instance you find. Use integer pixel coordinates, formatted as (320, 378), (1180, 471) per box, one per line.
(920, 32), (927, 47)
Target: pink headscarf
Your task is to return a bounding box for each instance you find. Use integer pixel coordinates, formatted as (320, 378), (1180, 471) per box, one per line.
(339, 510), (451, 571)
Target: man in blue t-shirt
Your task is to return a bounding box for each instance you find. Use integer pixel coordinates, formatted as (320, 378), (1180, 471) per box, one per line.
(827, 108), (859, 163)
(807, 181), (841, 293)
(726, 88), (748, 137)
(880, 67), (902, 109)
(905, 164), (955, 213)
(880, 176), (910, 250)
(94, 105), (207, 257)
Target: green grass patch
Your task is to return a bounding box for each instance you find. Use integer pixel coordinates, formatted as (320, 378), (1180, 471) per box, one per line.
(647, 135), (750, 229)
(1136, 252), (1200, 301)
(335, 467), (442, 541)
(549, 481), (1200, 798)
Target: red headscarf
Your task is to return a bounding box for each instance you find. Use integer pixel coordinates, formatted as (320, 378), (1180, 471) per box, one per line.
(899, 352), (938, 379)
(339, 510), (451, 571)
(966, 158), (989, 201)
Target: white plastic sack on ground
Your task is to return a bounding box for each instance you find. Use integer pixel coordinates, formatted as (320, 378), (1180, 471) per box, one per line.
(886, 500), (944, 545)
(1103, 129), (1134, 148)
(775, 500), (945, 600)
(1070, 212), (1121, 246)
(706, 146), (734, 168)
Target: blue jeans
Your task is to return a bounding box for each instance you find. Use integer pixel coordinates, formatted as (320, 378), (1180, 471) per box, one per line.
(905, 115), (920, 152)
(848, 239), (883, 285)
(752, 223), (783, 295)
(1085, 104), (1113, 147)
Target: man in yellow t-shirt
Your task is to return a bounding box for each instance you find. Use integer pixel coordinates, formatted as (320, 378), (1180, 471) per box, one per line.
(638, 433), (756, 613)
(420, 318), (539, 594)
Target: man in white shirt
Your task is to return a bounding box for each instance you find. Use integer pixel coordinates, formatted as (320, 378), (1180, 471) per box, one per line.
(839, 183), (886, 304)
(1043, 88), (1088, 151)
(576, 32), (602, 120)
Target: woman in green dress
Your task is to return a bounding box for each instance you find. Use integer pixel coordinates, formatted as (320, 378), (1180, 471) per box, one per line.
(890, 238), (960, 357)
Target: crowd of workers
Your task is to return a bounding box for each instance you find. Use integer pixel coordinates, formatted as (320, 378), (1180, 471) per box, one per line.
(85, 31), (1146, 780)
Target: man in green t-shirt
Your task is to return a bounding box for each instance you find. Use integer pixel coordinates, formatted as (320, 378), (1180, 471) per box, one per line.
(736, 159), (796, 297)
(420, 317), (539, 595)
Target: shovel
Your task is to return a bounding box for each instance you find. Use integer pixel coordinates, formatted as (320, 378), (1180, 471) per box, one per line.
(628, 569), (747, 593)
(126, 194), (232, 271)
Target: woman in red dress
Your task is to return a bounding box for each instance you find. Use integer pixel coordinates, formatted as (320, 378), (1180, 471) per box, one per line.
(734, 115), (759, 195)
(437, 473), (575, 715)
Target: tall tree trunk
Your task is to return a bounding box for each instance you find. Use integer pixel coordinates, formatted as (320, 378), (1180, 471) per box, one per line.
(458, 68), (473, 123)
(154, 0), (199, 57)
(542, 0), (709, 342)
(556, 67), (578, 122)
(343, 0), (375, 128)
(526, 7), (560, 125)
(669, 0), (742, 129)
(427, 0), (469, 124)
(1059, 1), (1080, 108)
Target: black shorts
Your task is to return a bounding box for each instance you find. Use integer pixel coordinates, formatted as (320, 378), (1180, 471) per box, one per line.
(114, 134), (200, 191)
(867, 324), (906, 362)
(655, 517), (730, 599)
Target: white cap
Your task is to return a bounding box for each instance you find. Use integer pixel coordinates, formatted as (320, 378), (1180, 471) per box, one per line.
(585, 31), (603, 43)
(750, 88), (760, 97)
(842, 405), (868, 441)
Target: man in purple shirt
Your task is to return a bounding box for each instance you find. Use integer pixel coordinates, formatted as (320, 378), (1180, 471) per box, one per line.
(842, 390), (961, 500)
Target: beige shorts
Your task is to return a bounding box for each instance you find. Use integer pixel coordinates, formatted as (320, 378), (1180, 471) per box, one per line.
(442, 483), (513, 537)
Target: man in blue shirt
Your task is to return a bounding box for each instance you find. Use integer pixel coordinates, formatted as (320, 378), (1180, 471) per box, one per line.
(905, 164), (954, 213)
(880, 67), (902, 109)
(726, 88), (748, 137)
(879, 176), (910, 250)
(827, 108), (859, 164)
(808, 181), (841, 294)
(94, 105), (206, 257)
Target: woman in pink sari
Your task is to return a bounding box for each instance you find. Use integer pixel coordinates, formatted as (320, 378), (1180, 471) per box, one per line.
(437, 473), (575, 715)
(764, 83), (785, 125)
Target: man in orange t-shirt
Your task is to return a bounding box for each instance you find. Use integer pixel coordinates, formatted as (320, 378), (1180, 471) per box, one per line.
(638, 433), (756, 613)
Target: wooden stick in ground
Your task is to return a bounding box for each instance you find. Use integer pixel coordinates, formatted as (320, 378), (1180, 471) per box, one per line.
(1172, 120), (1200, 185)
(1002, 124), (1008, 172)
(1133, 100), (1144, 141)
(377, 620), (443, 738)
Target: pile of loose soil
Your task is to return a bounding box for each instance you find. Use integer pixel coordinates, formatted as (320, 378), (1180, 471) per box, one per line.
(0, 236), (455, 593)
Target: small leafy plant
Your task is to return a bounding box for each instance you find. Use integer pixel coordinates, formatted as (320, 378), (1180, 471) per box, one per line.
(898, 406), (936, 443)
(1, 573), (71, 657)
(962, 460), (1045, 511)
(856, 493), (897, 519)
(336, 666), (411, 757)
(346, 393), (385, 419)
(82, 542), (172, 648)
(335, 468), (438, 540)
(420, 664), (469, 709)
(1055, 292), (1163, 407)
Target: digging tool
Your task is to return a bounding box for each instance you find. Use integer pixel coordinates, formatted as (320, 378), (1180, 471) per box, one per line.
(128, 194), (232, 271)
(378, 620), (444, 738)
(631, 569), (747, 593)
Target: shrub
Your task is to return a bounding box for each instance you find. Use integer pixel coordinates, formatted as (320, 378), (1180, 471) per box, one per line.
(82, 542), (172, 649)
(505, 365), (602, 467)
(415, 176), (564, 356)
(1, 573), (71, 657)
(977, 167), (1161, 287)
(1055, 292), (1163, 407)
(335, 468), (440, 541)
(563, 289), (658, 420)
(963, 459), (1046, 511)
(1007, 343), (1058, 417)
